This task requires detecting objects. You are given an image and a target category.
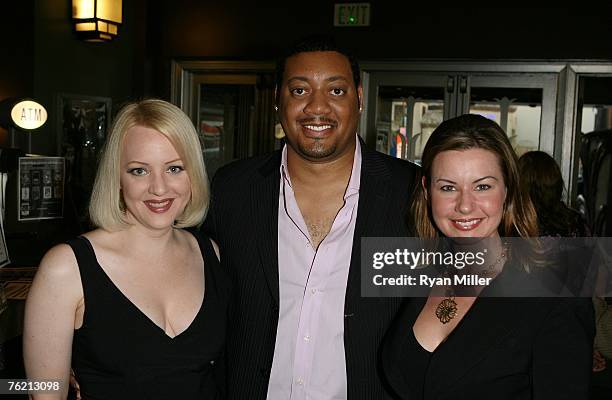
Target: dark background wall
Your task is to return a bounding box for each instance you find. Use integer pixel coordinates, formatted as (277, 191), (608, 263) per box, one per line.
(1, 3), (612, 264)
(150, 4), (612, 59)
(1, 0), (148, 154)
(4, 4), (612, 153)
(31, 0), (148, 155)
(0, 1), (35, 146)
(148, 3), (612, 97)
(0, 0), (148, 265)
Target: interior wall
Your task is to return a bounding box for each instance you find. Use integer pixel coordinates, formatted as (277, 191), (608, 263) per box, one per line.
(4, 3), (612, 164)
(0, 1), (35, 146)
(31, 0), (148, 156)
(147, 4), (612, 97)
(2, 3), (612, 264)
(152, 5), (612, 59)
(0, 0), (148, 265)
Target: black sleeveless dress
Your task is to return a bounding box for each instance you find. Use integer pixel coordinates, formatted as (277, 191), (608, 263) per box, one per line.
(68, 231), (230, 400)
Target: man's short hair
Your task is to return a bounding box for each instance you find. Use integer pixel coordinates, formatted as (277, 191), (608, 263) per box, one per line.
(89, 99), (209, 231)
(275, 35), (361, 93)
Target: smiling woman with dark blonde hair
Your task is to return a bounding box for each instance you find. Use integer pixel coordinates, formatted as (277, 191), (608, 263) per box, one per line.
(411, 114), (538, 240)
(381, 114), (594, 400)
(23, 99), (230, 400)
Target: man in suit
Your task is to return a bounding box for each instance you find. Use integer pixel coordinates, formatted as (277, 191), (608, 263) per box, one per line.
(203, 36), (419, 399)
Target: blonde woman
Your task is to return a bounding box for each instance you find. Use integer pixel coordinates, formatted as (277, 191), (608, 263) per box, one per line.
(24, 99), (229, 399)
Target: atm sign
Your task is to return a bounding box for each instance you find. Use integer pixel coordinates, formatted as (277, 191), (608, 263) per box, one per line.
(10, 100), (47, 130)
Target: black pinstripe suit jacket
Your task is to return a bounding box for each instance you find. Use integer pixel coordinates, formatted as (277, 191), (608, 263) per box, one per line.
(202, 144), (419, 399)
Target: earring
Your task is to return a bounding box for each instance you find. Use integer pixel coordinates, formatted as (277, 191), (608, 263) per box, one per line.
(274, 105), (278, 112)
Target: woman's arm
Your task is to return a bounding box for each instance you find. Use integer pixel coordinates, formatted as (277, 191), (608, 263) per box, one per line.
(532, 298), (595, 400)
(23, 244), (83, 400)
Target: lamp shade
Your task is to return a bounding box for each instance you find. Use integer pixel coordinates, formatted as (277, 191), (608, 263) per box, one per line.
(72, 0), (122, 42)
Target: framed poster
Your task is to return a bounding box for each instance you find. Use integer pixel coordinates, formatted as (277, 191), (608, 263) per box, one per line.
(56, 94), (111, 227)
(18, 157), (65, 221)
(56, 94), (111, 154)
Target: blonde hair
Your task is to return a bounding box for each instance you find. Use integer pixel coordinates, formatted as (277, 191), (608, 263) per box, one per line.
(89, 99), (209, 230)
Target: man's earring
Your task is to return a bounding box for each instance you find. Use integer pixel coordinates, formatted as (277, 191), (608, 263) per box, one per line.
(274, 105), (278, 112)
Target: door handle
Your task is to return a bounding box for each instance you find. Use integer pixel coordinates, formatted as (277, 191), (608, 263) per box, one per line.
(447, 76), (455, 93)
(459, 76), (468, 93)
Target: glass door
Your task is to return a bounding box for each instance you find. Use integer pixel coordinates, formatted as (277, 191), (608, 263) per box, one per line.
(170, 60), (276, 177)
(364, 73), (451, 163)
(573, 75), (612, 236)
(194, 75), (257, 177)
(363, 68), (559, 163)
(463, 73), (558, 157)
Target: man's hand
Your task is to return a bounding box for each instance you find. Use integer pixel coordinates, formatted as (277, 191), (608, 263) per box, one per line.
(593, 349), (607, 372)
(70, 369), (81, 400)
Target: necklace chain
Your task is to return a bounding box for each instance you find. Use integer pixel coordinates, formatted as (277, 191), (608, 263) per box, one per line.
(434, 244), (508, 324)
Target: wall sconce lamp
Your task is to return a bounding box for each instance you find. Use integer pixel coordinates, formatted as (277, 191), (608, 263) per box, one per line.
(72, 0), (123, 42)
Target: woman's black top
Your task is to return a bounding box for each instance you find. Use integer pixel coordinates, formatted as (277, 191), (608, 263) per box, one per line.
(381, 264), (595, 400)
(68, 231), (230, 400)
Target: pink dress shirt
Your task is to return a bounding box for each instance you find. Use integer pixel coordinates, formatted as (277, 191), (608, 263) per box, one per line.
(266, 139), (362, 400)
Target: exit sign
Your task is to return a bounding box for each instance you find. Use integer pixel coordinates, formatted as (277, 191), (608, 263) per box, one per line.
(334, 3), (370, 27)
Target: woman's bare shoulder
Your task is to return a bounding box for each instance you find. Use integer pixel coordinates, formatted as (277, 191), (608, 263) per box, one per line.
(38, 228), (107, 280)
(31, 241), (83, 304)
(38, 243), (78, 277)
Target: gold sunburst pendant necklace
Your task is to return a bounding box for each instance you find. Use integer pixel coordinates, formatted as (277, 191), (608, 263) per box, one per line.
(435, 290), (458, 324)
(434, 245), (508, 324)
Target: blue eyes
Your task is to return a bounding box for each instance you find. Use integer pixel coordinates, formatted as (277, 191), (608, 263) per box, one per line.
(128, 167), (147, 176)
(127, 166), (185, 176)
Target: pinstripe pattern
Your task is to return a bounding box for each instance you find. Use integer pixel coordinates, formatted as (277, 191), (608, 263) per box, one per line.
(202, 146), (419, 399)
